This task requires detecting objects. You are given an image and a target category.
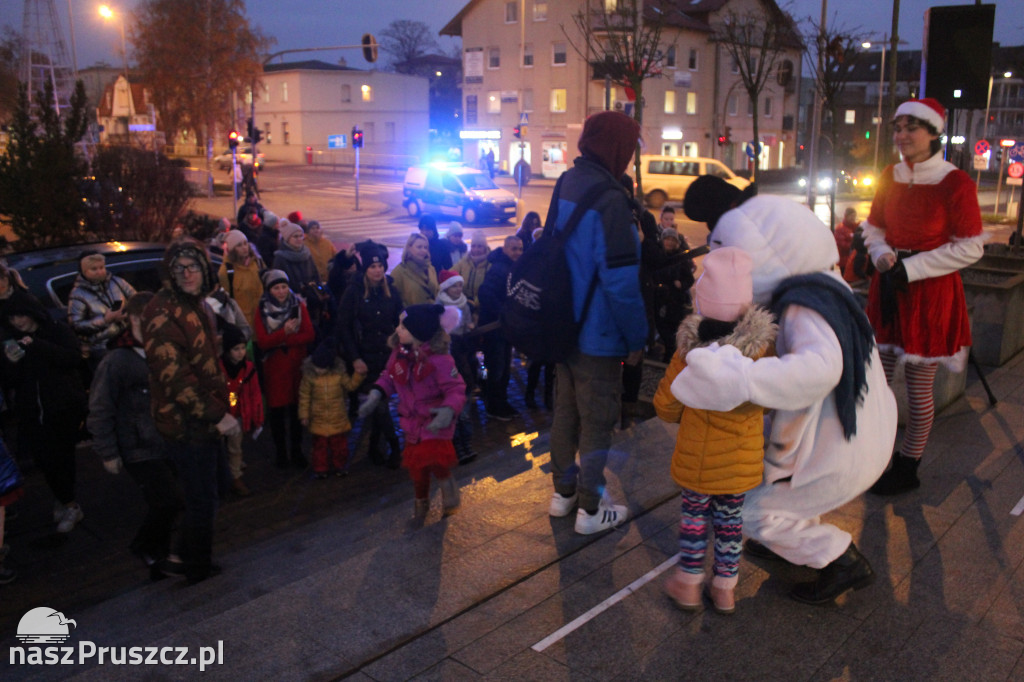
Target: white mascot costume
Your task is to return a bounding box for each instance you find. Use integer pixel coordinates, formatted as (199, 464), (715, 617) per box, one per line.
(675, 180), (897, 605)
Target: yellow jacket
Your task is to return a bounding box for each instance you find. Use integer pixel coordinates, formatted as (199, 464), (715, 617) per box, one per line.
(654, 307), (776, 495)
(298, 358), (365, 436)
(453, 254), (490, 308)
(306, 236), (337, 282)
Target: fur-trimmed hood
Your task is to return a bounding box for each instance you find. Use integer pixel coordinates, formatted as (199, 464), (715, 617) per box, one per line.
(675, 305), (776, 359)
(300, 355), (348, 377)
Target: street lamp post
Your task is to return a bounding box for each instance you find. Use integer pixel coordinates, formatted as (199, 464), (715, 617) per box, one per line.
(862, 37), (887, 172)
(99, 5), (128, 78)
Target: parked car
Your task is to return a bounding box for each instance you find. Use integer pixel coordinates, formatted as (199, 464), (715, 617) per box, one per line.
(5, 241), (220, 316)
(630, 155), (750, 209)
(849, 167), (878, 197)
(403, 163), (518, 224)
(213, 147), (264, 171)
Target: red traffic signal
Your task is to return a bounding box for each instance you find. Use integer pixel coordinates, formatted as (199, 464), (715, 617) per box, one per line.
(717, 134), (727, 146)
(228, 130), (240, 149)
(352, 127), (364, 148)
(513, 125), (521, 139)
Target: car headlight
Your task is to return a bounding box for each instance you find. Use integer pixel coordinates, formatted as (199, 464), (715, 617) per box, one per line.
(861, 176), (873, 187)
(818, 177), (832, 190)
(798, 178), (807, 188)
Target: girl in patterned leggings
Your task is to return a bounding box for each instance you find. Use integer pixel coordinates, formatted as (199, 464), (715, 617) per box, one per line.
(653, 247), (776, 614)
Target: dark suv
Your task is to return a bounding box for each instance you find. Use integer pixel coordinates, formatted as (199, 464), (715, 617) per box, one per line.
(5, 241), (174, 312)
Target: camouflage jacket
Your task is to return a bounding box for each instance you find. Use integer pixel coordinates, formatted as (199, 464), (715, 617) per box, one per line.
(142, 286), (229, 442)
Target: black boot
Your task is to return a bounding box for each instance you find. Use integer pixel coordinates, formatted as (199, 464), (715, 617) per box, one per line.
(790, 543), (875, 605)
(869, 452), (920, 496)
(744, 539), (793, 565)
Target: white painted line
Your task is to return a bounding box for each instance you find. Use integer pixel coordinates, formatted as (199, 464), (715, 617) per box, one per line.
(1010, 494), (1024, 516)
(531, 553), (679, 653)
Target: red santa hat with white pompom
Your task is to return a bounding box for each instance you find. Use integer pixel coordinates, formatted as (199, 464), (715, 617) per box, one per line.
(894, 98), (945, 133)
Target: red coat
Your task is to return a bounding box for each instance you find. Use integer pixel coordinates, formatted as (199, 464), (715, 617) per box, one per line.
(254, 301), (316, 407)
(221, 358), (264, 431)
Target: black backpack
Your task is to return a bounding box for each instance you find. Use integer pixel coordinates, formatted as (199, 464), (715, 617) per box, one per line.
(502, 174), (624, 364)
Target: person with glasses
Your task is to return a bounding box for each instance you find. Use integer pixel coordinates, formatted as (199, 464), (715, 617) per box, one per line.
(141, 240), (240, 584)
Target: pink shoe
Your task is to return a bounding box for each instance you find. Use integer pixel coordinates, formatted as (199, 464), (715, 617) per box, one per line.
(664, 568), (704, 611)
(708, 574), (738, 615)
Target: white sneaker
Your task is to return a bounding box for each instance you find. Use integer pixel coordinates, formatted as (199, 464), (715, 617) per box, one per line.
(56, 503), (84, 533)
(574, 501), (628, 535)
(549, 491), (578, 517)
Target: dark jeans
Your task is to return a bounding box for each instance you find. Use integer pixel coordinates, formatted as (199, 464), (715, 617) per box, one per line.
(268, 404), (302, 461)
(164, 437), (220, 575)
(550, 352), (623, 512)
(482, 332), (511, 411)
(123, 458), (184, 561)
(19, 417), (81, 504)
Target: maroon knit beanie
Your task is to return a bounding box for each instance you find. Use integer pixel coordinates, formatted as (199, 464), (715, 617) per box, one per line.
(577, 111), (641, 178)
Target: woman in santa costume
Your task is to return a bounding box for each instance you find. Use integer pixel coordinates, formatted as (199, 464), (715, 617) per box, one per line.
(863, 98), (985, 495)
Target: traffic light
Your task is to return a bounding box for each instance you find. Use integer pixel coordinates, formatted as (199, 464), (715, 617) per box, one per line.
(246, 118), (262, 144)
(352, 126), (364, 148)
(724, 126), (732, 145)
(717, 133), (727, 146)
(362, 34), (378, 63)
(513, 125), (521, 139)
(228, 130), (240, 149)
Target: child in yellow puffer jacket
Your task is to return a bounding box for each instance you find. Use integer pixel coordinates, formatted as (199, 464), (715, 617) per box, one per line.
(654, 247), (776, 615)
(299, 342), (365, 478)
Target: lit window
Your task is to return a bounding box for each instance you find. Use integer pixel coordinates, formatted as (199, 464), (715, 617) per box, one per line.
(533, 1), (547, 21)
(488, 91), (501, 114)
(845, 109), (856, 124)
(604, 0), (617, 10)
(489, 48), (501, 69)
(553, 42), (567, 65)
(281, 82), (288, 102)
(523, 43), (534, 67)
(361, 84), (372, 102)
(688, 48), (698, 71)
(664, 91), (676, 114)
(550, 88), (566, 113)
(686, 92), (697, 115)
(505, 1), (517, 22)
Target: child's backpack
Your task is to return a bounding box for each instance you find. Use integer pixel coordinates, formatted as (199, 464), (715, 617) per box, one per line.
(502, 174), (625, 364)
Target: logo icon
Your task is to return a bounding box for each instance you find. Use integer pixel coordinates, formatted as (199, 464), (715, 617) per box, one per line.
(17, 608), (77, 644)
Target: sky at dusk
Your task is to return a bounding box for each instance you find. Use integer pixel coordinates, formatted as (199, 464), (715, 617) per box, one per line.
(11, 0), (1021, 73)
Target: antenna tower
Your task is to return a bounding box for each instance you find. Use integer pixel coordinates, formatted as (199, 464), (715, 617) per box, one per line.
(20, 0), (76, 114)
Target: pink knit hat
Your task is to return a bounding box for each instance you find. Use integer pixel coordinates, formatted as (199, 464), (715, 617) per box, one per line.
(894, 98), (945, 133)
(694, 246), (753, 322)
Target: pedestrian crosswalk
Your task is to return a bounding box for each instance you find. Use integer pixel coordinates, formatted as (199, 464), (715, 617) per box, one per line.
(316, 213), (420, 248)
(271, 180), (400, 197)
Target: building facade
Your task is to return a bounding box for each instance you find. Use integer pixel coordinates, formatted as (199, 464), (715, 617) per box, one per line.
(96, 74), (161, 148)
(255, 61), (430, 165)
(442, 0), (803, 178)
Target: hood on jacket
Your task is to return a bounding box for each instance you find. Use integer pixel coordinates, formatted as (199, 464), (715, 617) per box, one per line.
(3, 289), (50, 327)
(676, 305), (776, 360)
(577, 111), (641, 178)
(486, 247), (513, 266)
(708, 195), (839, 305)
(301, 355), (347, 376)
(161, 239), (214, 298)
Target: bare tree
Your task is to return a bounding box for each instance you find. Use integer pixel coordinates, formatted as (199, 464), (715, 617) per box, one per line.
(801, 20), (863, 227)
(564, 0), (673, 202)
(0, 25), (20, 122)
(131, 0), (271, 157)
(379, 20), (439, 73)
(713, 6), (801, 182)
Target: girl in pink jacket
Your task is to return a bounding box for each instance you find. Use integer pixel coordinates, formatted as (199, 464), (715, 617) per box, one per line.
(358, 304), (466, 520)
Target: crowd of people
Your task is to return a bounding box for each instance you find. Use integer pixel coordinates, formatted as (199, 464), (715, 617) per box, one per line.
(0, 99), (986, 618)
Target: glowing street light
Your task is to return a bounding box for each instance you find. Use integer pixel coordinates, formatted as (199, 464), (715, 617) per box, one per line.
(99, 5), (128, 77)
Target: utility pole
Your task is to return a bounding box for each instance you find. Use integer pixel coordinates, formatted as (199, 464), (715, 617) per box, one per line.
(805, 0), (826, 208)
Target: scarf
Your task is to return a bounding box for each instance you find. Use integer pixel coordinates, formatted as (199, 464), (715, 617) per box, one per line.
(274, 243), (312, 263)
(259, 291), (299, 332)
(391, 343), (435, 385)
(437, 290), (467, 309)
(770, 273), (876, 441)
(402, 258), (438, 300)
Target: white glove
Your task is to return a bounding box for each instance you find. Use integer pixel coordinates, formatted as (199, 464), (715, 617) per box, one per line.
(357, 390), (382, 420)
(671, 343), (754, 412)
(215, 413), (241, 437)
(103, 457), (123, 475)
(427, 406), (454, 433)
